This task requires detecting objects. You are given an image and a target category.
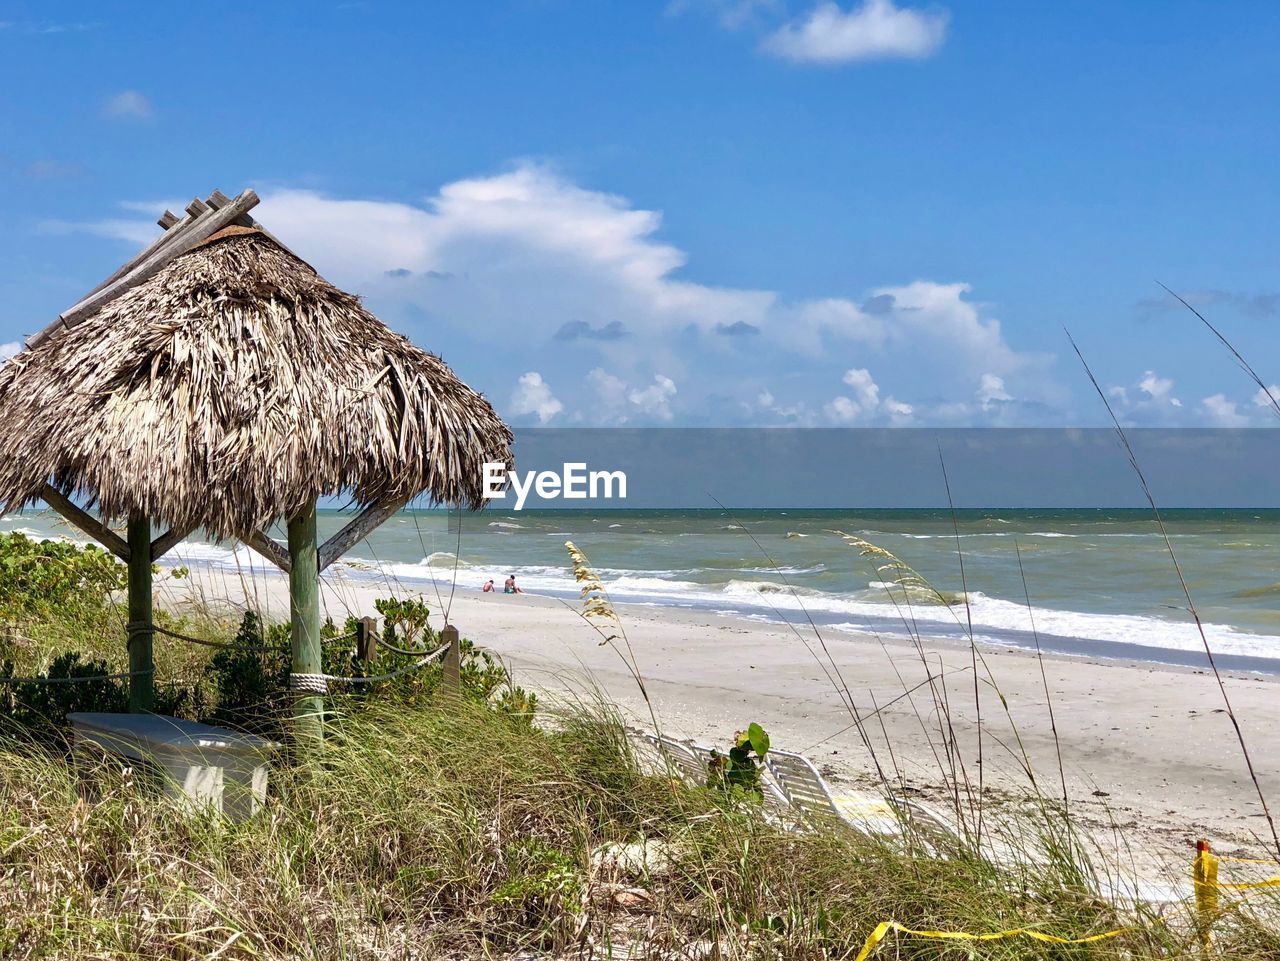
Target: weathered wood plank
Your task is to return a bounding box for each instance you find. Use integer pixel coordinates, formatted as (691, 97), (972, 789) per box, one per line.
(39, 484), (130, 561)
(157, 210), (180, 229)
(150, 524), (195, 561)
(441, 624), (461, 697)
(288, 501), (324, 743)
(26, 190), (260, 350)
(207, 189), (256, 227)
(244, 528), (292, 573)
(69, 209), (201, 308)
(185, 197), (210, 217)
(206, 189), (299, 255)
(317, 497), (408, 572)
(127, 515), (154, 712)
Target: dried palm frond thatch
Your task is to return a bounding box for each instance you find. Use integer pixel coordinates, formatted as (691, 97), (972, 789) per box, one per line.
(0, 227), (513, 537)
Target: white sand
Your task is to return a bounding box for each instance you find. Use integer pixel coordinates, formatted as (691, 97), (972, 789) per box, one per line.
(162, 565), (1280, 883)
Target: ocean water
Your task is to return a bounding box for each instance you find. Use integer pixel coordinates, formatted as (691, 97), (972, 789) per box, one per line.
(6, 507), (1280, 672)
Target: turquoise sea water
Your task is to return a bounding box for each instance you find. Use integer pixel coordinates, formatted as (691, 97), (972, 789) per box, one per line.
(6, 507), (1280, 672)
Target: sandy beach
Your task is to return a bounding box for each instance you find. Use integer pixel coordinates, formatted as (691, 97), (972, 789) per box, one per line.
(163, 564), (1280, 885)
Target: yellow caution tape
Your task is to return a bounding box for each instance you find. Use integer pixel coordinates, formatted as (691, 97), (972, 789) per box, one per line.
(1199, 848), (1280, 893)
(1219, 855), (1280, 865)
(852, 919), (1128, 961)
(1220, 876), (1280, 891)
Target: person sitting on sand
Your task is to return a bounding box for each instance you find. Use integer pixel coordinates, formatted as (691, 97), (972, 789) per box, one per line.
(482, 579), (495, 593)
(504, 574), (522, 594)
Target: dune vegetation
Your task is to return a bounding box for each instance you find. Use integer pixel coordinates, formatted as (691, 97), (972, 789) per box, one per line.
(2, 531), (1280, 960)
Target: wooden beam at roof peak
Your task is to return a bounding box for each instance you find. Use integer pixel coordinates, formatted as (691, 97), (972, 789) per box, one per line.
(39, 484), (130, 562)
(207, 188), (283, 236)
(318, 497), (409, 572)
(68, 208), (200, 311)
(26, 189), (260, 351)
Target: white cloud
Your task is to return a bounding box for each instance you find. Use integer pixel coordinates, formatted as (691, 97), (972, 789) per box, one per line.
(587, 368), (629, 410)
(1105, 370), (1186, 424)
(752, 387), (817, 424)
(825, 395), (859, 422)
(629, 374), (678, 420)
(587, 368), (678, 421)
(39, 216), (157, 246)
(763, 0), (948, 64)
(509, 371), (563, 423)
(841, 367), (880, 409)
(57, 163), (1054, 424)
(1138, 370), (1181, 407)
(0, 341), (21, 364)
(101, 90), (154, 121)
(1201, 394), (1249, 427)
(825, 367), (913, 423)
(977, 373), (1012, 409)
(65, 167), (1033, 376)
(668, 0), (782, 29)
(1252, 385), (1280, 411)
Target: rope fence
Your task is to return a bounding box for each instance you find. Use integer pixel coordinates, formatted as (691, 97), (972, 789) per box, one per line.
(7, 619), (461, 694)
(288, 639), (452, 693)
(126, 621), (359, 650)
(374, 633), (443, 657)
(0, 668), (154, 686)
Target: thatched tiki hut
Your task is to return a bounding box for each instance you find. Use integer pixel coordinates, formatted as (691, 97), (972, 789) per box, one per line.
(0, 188), (512, 738)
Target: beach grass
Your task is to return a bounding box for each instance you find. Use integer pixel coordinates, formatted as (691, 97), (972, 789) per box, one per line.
(7, 688), (1260, 961)
(4, 538), (1280, 958)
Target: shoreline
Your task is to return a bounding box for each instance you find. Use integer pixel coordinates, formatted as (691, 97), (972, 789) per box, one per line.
(162, 564), (1280, 881)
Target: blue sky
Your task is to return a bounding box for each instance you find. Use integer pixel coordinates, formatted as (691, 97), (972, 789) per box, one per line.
(2, 0), (1278, 427)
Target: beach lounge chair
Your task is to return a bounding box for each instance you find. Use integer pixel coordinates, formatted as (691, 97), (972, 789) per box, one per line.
(629, 729), (793, 812)
(765, 748), (959, 843)
(628, 729), (707, 783)
(653, 733), (715, 785)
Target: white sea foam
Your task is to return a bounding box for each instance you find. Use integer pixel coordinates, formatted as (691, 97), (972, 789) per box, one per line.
(66, 515), (1280, 667)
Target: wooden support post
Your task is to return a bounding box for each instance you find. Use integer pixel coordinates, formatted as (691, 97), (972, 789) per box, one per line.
(126, 515), (154, 713)
(441, 624), (461, 697)
(356, 616), (378, 664)
(287, 500), (324, 743)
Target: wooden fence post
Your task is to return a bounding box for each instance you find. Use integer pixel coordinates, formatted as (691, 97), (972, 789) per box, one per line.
(442, 624), (461, 697)
(356, 616), (378, 665)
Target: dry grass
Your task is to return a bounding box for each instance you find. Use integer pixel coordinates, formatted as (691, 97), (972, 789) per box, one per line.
(0, 696), (1237, 961)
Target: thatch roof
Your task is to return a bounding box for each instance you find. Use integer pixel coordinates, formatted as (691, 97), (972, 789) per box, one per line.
(0, 217), (512, 538)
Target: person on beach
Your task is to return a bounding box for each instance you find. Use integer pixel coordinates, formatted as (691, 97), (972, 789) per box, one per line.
(504, 574), (522, 594)
(482, 579), (495, 593)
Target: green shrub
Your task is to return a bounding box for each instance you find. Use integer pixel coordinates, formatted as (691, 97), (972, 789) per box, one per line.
(203, 610), (291, 738)
(0, 532), (126, 627)
(707, 722), (770, 799)
(0, 652), (127, 740)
